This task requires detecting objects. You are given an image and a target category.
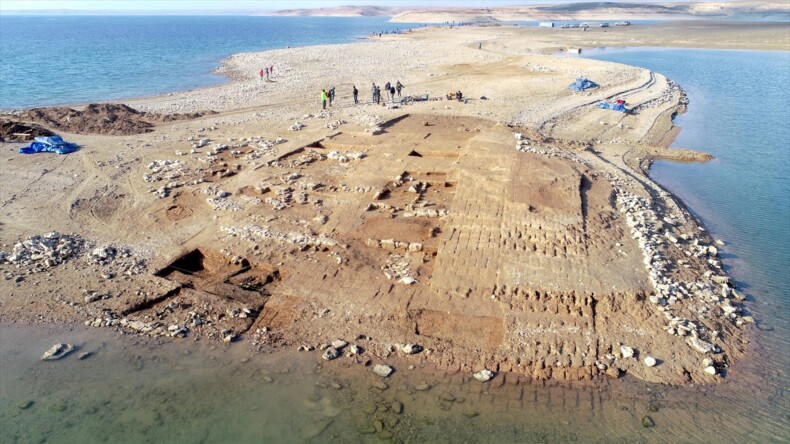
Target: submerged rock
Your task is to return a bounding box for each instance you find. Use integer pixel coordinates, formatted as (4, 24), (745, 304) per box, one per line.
(322, 347), (341, 361)
(373, 364), (393, 377)
(642, 415), (656, 428)
(41, 343), (75, 361)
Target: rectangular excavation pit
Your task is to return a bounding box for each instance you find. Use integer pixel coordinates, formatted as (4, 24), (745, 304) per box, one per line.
(140, 249), (284, 336)
(154, 249), (279, 304)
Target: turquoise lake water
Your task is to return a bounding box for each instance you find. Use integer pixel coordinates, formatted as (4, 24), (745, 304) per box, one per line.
(0, 15), (417, 109)
(0, 18), (788, 442)
(585, 47), (789, 330)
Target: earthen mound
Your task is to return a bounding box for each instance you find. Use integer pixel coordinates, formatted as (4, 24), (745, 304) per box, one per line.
(0, 119), (55, 142)
(19, 103), (216, 136)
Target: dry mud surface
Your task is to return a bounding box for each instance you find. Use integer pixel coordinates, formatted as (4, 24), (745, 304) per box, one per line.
(0, 23), (768, 386)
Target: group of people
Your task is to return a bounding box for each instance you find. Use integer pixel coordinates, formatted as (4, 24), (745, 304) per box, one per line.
(258, 66), (274, 81)
(320, 80), (405, 110)
(320, 87), (336, 109)
(371, 80), (404, 105)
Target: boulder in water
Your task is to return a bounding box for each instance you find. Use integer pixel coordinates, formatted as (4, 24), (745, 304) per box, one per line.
(41, 343), (75, 361)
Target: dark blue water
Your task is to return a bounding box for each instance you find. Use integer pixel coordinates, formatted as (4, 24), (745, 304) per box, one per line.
(585, 47), (790, 357)
(0, 15), (416, 109)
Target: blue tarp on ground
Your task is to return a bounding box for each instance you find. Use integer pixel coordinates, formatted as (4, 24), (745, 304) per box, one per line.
(19, 136), (80, 155)
(598, 102), (628, 113)
(568, 77), (599, 92)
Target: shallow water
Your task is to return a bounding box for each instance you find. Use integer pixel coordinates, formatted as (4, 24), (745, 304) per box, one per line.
(0, 16), (418, 109)
(585, 46), (790, 437)
(1, 323), (788, 443)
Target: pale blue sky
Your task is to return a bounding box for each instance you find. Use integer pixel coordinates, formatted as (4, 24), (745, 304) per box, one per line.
(0, 0), (699, 12)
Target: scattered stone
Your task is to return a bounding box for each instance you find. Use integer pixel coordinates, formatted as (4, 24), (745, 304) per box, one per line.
(41, 343), (75, 361)
(648, 403), (659, 413)
(644, 356), (657, 367)
(391, 400), (403, 414)
(331, 339), (348, 350)
(415, 383), (431, 391)
(686, 336), (719, 354)
(322, 347), (341, 361)
(373, 364), (394, 378)
(473, 369), (495, 382)
(17, 400), (34, 410)
(299, 419), (332, 440)
(398, 343), (423, 354)
(620, 345), (635, 359)
(704, 366), (717, 375)
(440, 392), (456, 402)
(642, 415), (656, 428)
(78, 352), (93, 360)
(371, 381), (388, 390)
(358, 425), (376, 435)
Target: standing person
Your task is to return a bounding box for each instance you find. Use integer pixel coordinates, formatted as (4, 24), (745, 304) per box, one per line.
(259, 69), (264, 81)
(396, 80), (404, 98)
(376, 86), (382, 104)
(329, 87), (335, 107)
(390, 85), (396, 103)
(321, 89), (328, 110)
(270, 65), (273, 76)
(371, 83), (377, 104)
(353, 85), (359, 105)
(384, 81), (391, 101)
(265, 67), (269, 81)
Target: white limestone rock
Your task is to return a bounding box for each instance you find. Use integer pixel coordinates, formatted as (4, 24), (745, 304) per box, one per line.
(41, 343), (75, 361)
(373, 364), (394, 378)
(473, 369), (495, 382)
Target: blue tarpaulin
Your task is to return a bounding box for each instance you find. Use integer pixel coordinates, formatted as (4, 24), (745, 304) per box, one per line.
(598, 102), (628, 113)
(568, 77), (598, 92)
(19, 136), (80, 155)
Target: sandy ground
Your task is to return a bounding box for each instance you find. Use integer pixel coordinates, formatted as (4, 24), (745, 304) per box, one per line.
(1, 22), (779, 385)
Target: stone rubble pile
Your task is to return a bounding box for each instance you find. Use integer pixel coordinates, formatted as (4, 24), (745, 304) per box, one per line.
(144, 159), (190, 198)
(631, 79), (687, 115)
(221, 225), (340, 250)
(0, 232), (84, 272)
(325, 119), (347, 130)
(88, 245), (147, 276)
(366, 238), (423, 253)
(381, 253), (414, 281)
(327, 150), (366, 163)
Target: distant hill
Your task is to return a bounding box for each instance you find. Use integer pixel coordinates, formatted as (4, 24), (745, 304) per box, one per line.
(266, 5), (407, 17)
(389, 1), (790, 23)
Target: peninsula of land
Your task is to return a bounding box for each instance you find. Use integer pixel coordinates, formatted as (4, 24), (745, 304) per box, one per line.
(1, 22), (785, 386)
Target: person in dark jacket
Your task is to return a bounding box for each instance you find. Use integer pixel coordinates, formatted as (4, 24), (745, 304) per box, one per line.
(353, 85), (359, 105)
